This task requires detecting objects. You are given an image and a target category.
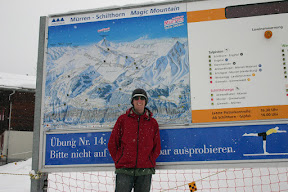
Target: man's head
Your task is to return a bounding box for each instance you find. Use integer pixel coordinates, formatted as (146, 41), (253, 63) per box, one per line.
(131, 88), (148, 106)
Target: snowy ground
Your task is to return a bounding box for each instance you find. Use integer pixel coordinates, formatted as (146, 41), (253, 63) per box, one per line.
(0, 159), (32, 192)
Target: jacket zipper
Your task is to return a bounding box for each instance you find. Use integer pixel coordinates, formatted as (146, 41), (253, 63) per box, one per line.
(116, 124), (124, 165)
(135, 116), (140, 170)
(149, 156), (153, 166)
(116, 149), (124, 165)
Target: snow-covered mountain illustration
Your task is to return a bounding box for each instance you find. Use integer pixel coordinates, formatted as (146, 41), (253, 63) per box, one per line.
(44, 37), (191, 129)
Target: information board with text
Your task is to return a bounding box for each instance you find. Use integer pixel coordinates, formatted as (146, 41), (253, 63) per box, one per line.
(188, 0), (288, 123)
(45, 123), (288, 167)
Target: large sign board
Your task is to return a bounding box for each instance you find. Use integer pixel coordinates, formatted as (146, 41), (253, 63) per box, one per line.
(35, 0), (288, 172)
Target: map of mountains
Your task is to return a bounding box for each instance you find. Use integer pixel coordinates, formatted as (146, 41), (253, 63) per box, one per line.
(44, 37), (191, 129)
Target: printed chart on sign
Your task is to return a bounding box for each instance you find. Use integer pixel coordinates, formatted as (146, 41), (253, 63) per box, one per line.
(43, 3), (191, 130)
(187, 1), (288, 123)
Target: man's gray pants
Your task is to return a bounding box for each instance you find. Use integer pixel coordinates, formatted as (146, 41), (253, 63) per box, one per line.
(115, 173), (152, 192)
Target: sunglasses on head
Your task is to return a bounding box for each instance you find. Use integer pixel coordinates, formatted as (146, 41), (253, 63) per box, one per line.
(133, 96), (146, 100)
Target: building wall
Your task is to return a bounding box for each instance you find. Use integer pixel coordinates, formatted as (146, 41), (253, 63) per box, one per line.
(0, 89), (35, 164)
(11, 92), (35, 131)
(0, 130), (33, 163)
(0, 89), (35, 134)
(0, 91), (11, 134)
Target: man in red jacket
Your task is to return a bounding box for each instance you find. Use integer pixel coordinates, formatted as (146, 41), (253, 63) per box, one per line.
(108, 88), (161, 192)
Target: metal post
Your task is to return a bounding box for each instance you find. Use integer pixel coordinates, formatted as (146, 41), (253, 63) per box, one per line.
(31, 16), (47, 192)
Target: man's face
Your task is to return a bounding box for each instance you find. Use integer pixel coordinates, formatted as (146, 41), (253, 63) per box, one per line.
(133, 96), (146, 113)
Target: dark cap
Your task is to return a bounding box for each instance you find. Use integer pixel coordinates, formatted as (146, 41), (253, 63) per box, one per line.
(131, 88), (148, 106)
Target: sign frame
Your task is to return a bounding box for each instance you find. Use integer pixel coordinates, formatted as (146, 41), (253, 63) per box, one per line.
(33, 0), (288, 173)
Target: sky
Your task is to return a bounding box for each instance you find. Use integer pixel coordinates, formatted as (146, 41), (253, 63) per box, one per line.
(0, 0), (168, 76)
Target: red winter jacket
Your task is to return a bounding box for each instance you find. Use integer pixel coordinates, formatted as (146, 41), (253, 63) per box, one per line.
(108, 107), (161, 169)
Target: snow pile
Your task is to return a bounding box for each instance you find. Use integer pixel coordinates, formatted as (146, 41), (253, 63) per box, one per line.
(0, 158), (32, 192)
(0, 72), (36, 90)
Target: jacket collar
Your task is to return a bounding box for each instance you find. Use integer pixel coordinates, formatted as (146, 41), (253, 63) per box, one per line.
(126, 107), (152, 120)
